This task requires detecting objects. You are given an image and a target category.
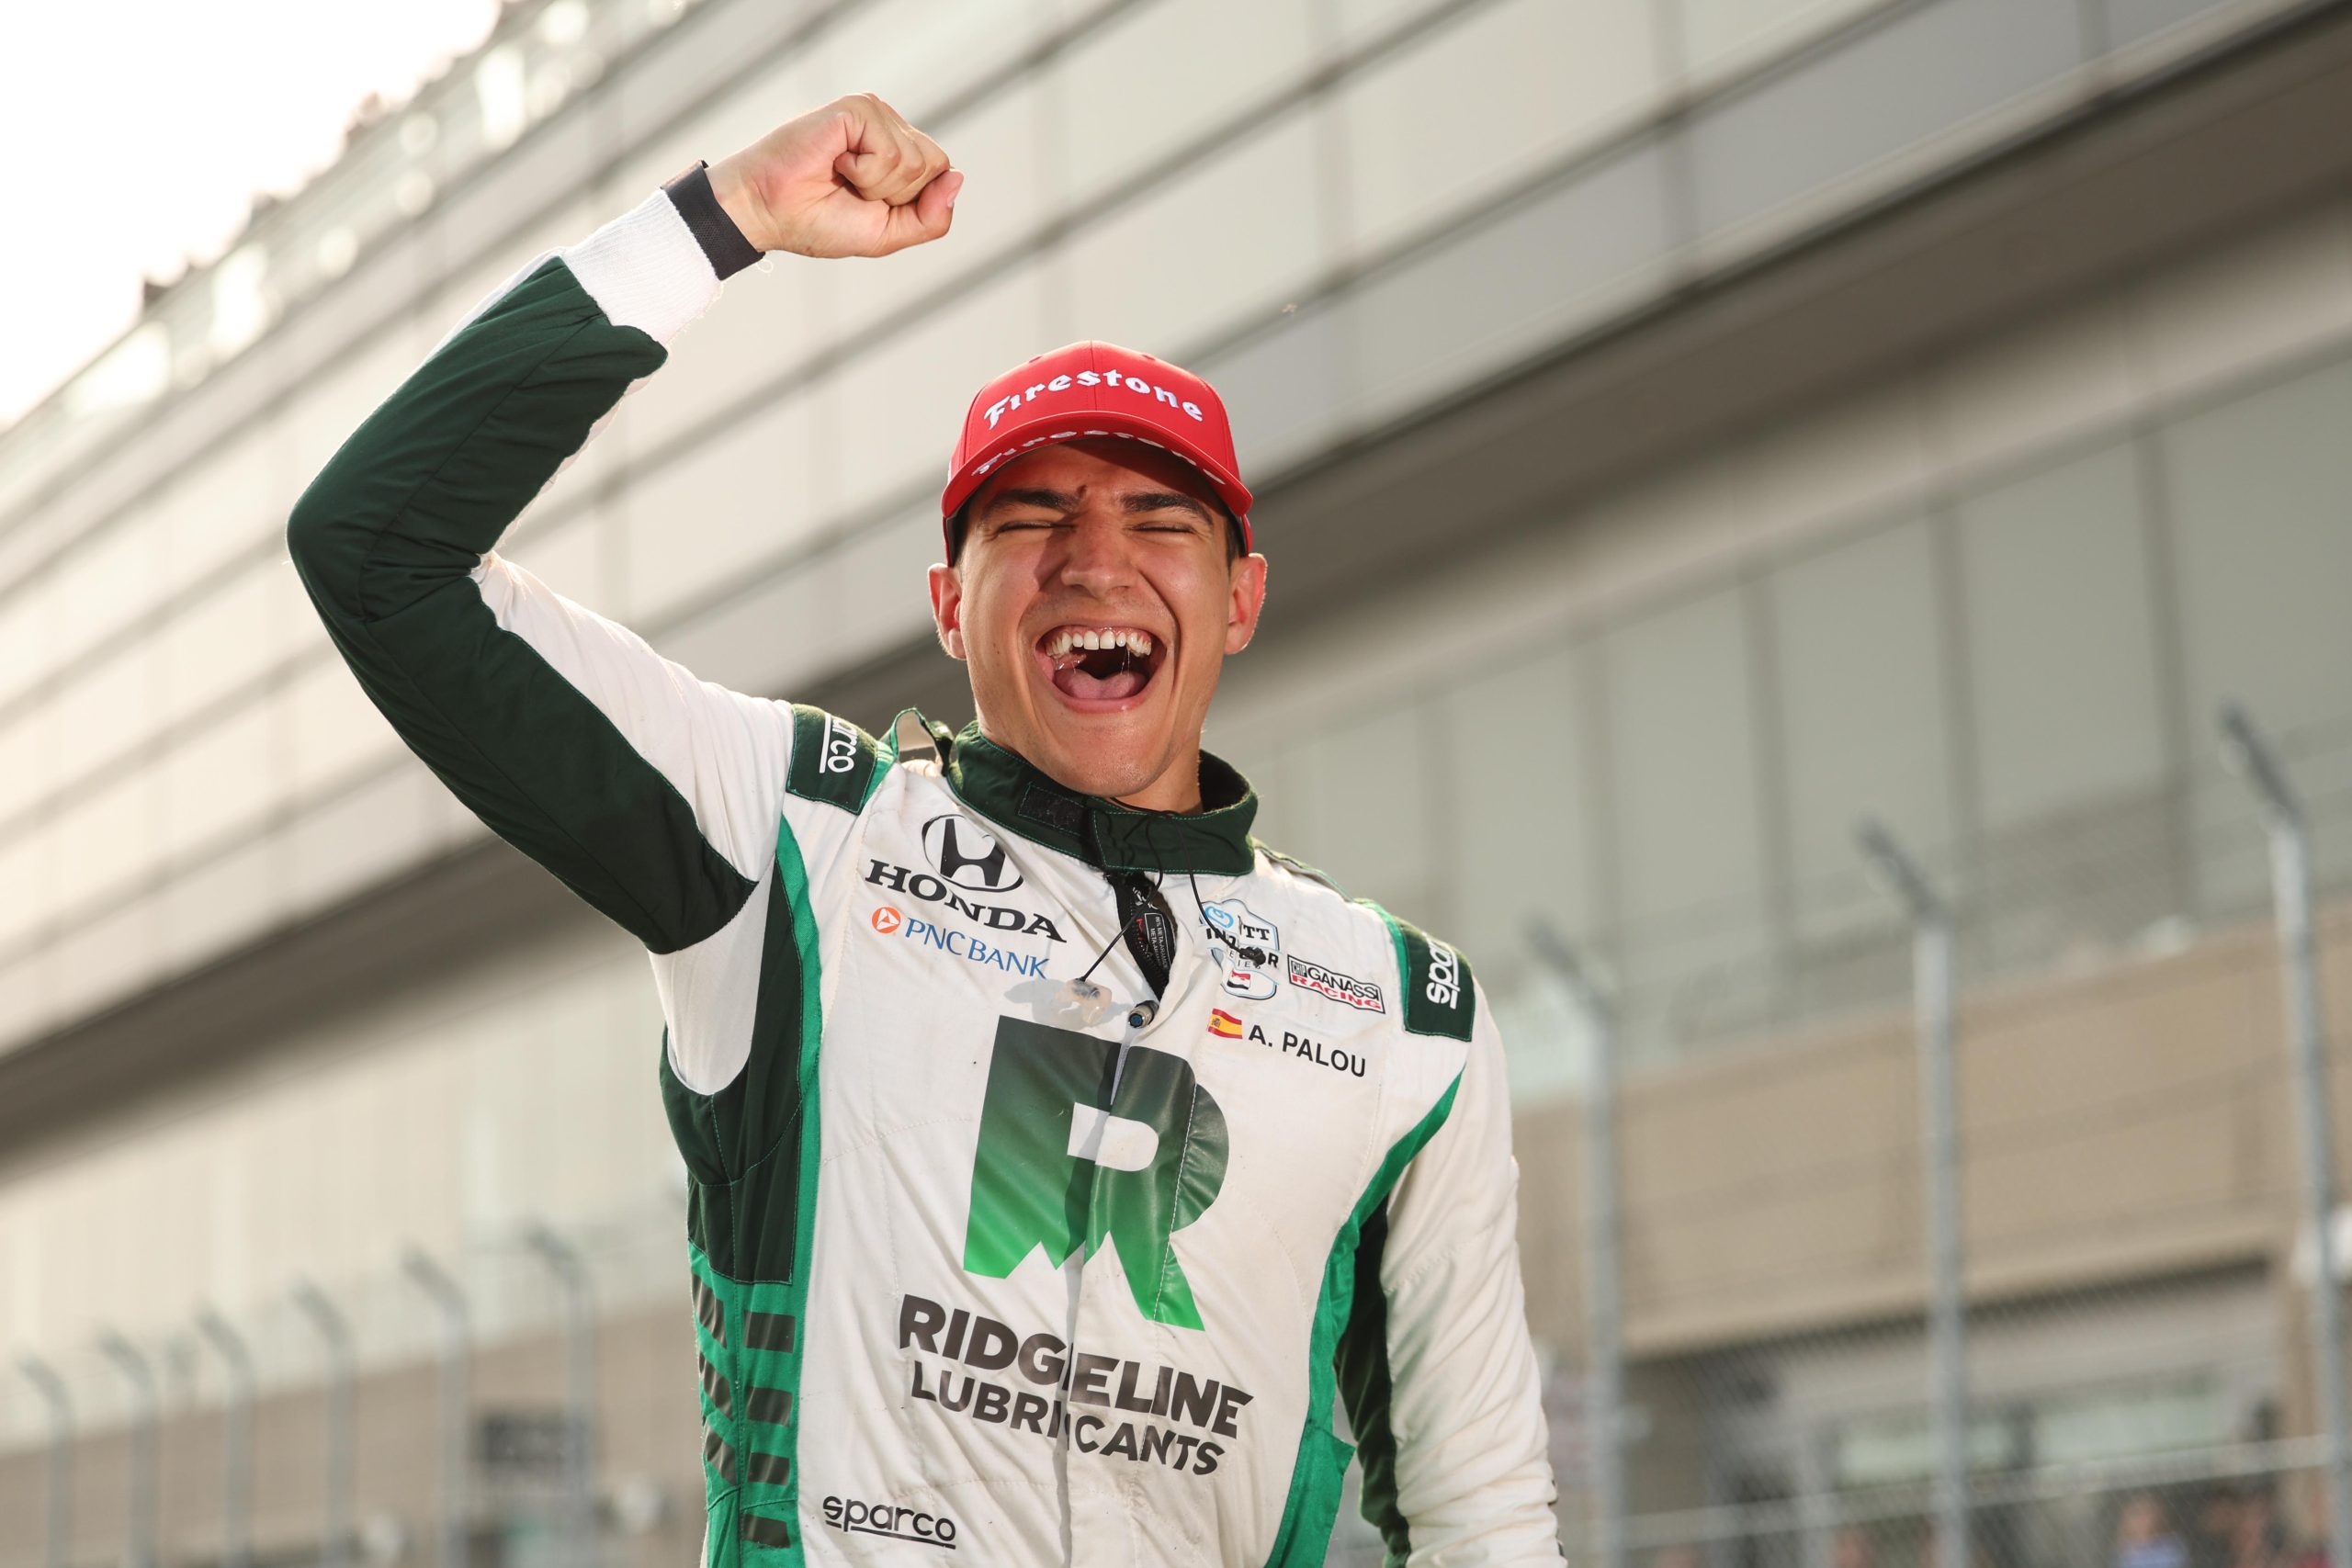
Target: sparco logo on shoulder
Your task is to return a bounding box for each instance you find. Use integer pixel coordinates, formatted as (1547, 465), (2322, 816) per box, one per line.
(922, 814), (1022, 892)
(1424, 940), (1463, 1009)
(820, 712), (861, 774)
(865, 860), (1066, 942)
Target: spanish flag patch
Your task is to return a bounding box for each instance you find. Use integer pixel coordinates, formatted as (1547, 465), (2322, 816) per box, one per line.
(1207, 1009), (1243, 1039)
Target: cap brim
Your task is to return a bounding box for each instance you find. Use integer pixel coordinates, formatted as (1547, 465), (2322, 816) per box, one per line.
(941, 409), (1254, 552)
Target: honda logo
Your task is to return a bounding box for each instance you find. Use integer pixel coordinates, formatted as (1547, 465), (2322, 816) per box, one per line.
(921, 815), (1022, 893)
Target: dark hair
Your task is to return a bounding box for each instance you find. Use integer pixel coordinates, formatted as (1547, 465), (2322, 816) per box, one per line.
(945, 497), (1246, 567)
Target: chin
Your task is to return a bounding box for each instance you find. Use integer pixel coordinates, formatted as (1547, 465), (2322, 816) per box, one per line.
(1032, 723), (1169, 800)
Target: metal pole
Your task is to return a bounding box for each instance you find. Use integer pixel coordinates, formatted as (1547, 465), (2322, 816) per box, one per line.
(523, 1222), (601, 1565)
(404, 1247), (472, 1568)
(97, 1330), (161, 1568)
(1528, 920), (1627, 1568)
(18, 1355), (74, 1568)
(2220, 705), (2352, 1568)
(196, 1307), (256, 1568)
(291, 1280), (356, 1568)
(1858, 820), (1970, 1568)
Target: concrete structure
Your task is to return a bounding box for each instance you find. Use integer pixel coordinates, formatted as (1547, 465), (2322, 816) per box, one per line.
(6, 0), (2352, 1562)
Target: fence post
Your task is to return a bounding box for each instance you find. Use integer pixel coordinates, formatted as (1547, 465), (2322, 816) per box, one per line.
(404, 1247), (473, 1568)
(291, 1280), (356, 1568)
(195, 1306), (255, 1568)
(1529, 920), (1627, 1568)
(524, 1222), (601, 1565)
(17, 1356), (73, 1568)
(2220, 705), (2352, 1568)
(1858, 821), (1969, 1568)
(96, 1330), (161, 1568)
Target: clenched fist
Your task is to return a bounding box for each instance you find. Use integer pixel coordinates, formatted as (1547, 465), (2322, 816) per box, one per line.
(707, 93), (962, 260)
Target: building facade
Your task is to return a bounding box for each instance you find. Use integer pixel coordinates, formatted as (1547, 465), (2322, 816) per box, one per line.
(6, 0), (2352, 1562)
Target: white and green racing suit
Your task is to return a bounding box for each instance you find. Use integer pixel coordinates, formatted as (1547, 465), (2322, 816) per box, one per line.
(286, 176), (1561, 1567)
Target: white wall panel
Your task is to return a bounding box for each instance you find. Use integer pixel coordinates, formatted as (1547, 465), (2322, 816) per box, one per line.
(812, 0), (1057, 121)
(2137, 200), (2352, 408)
(288, 653), (401, 802)
(1338, 0), (1660, 257)
(1770, 515), (1953, 940)
(0, 709), (40, 827)
(1052, 0), (1316, 202)
(159, 825), (286, 976)
(1345, 143), (1673, 429)
(162, 557), (284, 727)
(162, 424), (286, 598)
(1687, 0), (2083, 256)
(161, 699), (278, 867)
(44, 504), (164, 674)
(1958, 444), (2167, 832)
(0, 818), (47, 952)
(49, 770), (153, 920)
(1068, 107), (1329, 358)
(1332, 0), (1452, 51)
(285, 757), (444, 918)
(0, 587), (40, 708)
(827, 262), (1054, 520)
(1602, 584), (1768, 933)
(48, 637), (153, 795)
(1679, 0), (1885, 85)
(625, 390), (817, 626)
(830, 84), (1052, 344)
(624, 254), (823, 468)
(1449, 641), (1598, 964)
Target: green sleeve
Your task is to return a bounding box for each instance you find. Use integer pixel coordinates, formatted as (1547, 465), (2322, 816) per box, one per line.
(285, 254), (769, 954)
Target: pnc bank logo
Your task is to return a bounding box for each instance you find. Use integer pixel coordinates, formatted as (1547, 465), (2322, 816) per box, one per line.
(964, 1017), (1227, 1330)
(922, 814), (1022, 893)
(871, 907), (905, 935)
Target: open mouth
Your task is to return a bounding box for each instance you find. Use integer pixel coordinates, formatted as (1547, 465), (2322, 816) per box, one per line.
(1035, 625), (1167, 708)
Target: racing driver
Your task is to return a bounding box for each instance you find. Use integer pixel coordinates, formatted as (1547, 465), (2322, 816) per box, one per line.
(288, 93), (1560, 1566)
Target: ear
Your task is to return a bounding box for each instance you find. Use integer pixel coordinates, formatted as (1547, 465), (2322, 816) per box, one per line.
(927, 561), (967, 660)
(1224, 551), (1268, 656)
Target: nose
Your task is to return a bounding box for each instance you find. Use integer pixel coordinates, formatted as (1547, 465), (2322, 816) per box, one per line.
(1053, 512), (1139, 599)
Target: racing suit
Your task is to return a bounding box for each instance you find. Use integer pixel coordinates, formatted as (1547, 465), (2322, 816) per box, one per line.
(285, 175), (1560, 1567)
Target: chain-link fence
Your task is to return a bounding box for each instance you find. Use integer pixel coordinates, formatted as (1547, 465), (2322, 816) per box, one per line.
(1519, 705), (2352, 1568)
(14, 687), (2352, 1568)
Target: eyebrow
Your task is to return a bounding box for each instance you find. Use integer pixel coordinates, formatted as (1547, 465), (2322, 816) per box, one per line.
(979, 487), (1214, 525)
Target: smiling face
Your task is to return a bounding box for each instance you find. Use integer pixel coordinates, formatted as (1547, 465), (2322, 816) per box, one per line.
(927, 437), (1268, 811)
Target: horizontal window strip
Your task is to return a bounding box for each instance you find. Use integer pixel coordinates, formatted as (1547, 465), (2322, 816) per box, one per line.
(744, 1310), (795, 1352)
(702, 1425), (737, 1485)
(698, 1353), (733, 1417)
(745, 1450), (791, 1487)
(744, 1384), (793, 1425)
(693, 1278), (727, 1345)
(740, 1513), (793, 1548)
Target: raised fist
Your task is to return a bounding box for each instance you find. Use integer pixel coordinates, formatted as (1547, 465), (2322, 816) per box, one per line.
(707, 93), (962, 260)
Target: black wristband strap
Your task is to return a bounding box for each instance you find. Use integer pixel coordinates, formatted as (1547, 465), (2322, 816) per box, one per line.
(662, 159), (763, 280)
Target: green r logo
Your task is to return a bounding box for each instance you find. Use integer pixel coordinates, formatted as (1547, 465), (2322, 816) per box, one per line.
(964, 1017), (1227, 1330)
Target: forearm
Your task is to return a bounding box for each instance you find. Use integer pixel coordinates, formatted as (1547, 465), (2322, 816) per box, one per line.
(1370, 984), (1564, 1564)
(281, 175), (788, 952)
(286, 167), (750, 620)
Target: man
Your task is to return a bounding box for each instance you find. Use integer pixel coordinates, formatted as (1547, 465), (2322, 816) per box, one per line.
(288, 93), (1557, 1566)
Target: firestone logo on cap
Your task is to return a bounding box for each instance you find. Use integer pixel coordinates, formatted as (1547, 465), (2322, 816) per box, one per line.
(980, 367), (1209, 432)
(942, 342), (1254, 550)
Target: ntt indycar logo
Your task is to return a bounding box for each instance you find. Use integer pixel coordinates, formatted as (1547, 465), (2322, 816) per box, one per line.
(821, 1495), (959, 1551)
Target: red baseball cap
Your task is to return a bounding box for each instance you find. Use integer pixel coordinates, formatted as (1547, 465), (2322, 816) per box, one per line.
(941, 341), (1254, 554)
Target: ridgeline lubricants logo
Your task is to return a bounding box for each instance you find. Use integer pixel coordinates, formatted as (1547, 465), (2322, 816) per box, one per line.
(963, 1018), (1226, 1330)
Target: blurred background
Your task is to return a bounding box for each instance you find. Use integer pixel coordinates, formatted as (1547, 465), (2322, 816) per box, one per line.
(5, 0), (2352, 1564)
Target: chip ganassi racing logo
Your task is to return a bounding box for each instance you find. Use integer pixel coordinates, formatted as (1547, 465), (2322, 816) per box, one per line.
(1285, 954), (1385, 1013)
